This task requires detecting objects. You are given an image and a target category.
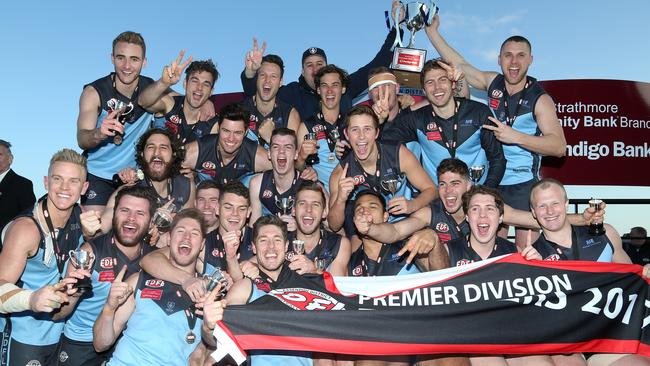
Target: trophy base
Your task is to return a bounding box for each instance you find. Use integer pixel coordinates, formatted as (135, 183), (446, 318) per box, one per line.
(588, 224), (606, 236)
(76, 278), (93, 295)
(392, 70), (422, 89)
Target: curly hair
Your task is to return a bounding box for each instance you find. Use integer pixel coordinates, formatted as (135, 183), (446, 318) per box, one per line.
(135, 128), (185, 177)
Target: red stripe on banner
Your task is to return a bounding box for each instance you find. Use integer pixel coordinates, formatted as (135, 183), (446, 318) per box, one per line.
(233, 335), (650, 357)
(495, 254), (648, 280)
(323, 272), (345, 295)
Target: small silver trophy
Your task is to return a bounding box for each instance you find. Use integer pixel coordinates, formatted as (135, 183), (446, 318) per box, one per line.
(275, 197), (295, 216)
(204, 267), (228, 298)
(304, 133), (319, 165)
(315, 257), (327, 272)
(153, 202), (177, 233)
(327, 129), (341, 162)
(68, 249), (96, 294)
(380, 174), (401, 196)
(588, 198), (606, 236)
(470, 165), (485, 185)
(292, 239), (305, 255)
(107, 99), (134, 145)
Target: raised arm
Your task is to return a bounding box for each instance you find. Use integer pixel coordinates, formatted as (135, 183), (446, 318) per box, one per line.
(328, 236), (351, 277)
(391, 145), (437, 215)
(327, 164), (355, 232)
(77, 86), (122, 150)
(240, 38), (266, 96)
(248, 174), (264, 227)
(93, 268), (137, 352)
(357, 205), (430, 243)
(139, 50), (192, 114)
(424, 15), (498, 91)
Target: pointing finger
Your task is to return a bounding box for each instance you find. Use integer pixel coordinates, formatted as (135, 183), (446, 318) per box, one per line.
(114, 265), (128, 283)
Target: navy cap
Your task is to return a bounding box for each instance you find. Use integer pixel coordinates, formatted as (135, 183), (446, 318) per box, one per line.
(302, 47), (327, 64)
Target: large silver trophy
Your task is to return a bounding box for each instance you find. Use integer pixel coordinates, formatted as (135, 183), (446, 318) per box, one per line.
(204, 267), (228, 298)
(390, 1), (438, 87)
(275, 197), (295, 216)
(68, 249), (96, 294)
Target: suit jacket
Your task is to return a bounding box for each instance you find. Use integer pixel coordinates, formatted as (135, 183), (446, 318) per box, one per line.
(0, 169), (36, 235)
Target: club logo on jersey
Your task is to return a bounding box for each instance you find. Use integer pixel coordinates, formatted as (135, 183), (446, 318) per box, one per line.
(456, 259), (473, 266)
(545, 254), (561, 261)
(165, 301), (176, 313)
(211, 248), (224, 258)
(268, 288), (346, 311)
(100, 257), (115, 269)
(249, 115), (258, 131)
(491, 89), (503, 99)
(352, 175), (366, 186)
(169, 115), (181, 124)
(164, 121), (180, 135)
(262, 189), (273, 199)
(253, 278), (271, 292)
(435, 222), (450, 233)
(426, 123), (436, 131)
(200, 161), (217, 177)
(352, 265), (363, 276)
(86, 190), (97, 200)
(145, 279), (165, 288)
(26, 361), (41, 366)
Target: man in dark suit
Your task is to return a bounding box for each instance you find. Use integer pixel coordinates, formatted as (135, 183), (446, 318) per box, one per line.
(0, 139), (36, 242)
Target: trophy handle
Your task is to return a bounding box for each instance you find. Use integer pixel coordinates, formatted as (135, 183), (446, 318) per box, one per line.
(68, 250), (79, 268)
(287, 197), (295, 208)
(87, 252), (96, 267)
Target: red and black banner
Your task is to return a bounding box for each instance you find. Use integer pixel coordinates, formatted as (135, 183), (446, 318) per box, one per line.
(213, 255), (650, 362)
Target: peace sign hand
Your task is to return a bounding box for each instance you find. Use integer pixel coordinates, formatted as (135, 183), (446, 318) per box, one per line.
(483, 116), (521, 145)
(245, 37), (267, 75)
(162, 49), (193, 85)
(437, 60), (464, 83)
(372, 84), (391, 123)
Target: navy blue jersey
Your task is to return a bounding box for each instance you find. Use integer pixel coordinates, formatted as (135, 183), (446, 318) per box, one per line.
(194, 134), (258, 183)
(241, 96), (293, 148)
(159, 95), (217, 144)
(382, 98), (506, 187)
(303, 113), (346, 190)
(348, 241), (420, 277)
(203, 227), (255, 275)
(447, 236), (517, 267)
(429, 199), (469, 244)
(64, 232), (142, 342)
(487, 75), (547, 185)
(258, 170), (304, 216)
(533, 225), (614, 262)
(84, 74), (154, 179)
(289, 229), (342, 270)
(136, 174), (191, 208)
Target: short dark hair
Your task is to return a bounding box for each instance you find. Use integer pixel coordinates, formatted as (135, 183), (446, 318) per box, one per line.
(185, 59), (219, 87)
(419, 59), (449, 86)
(252, 215), (288, 243)
(437, 158), (470, 181)
(219, 180), (250, 205)
(196, 180), (222, 194)
(270, 128), (297, 149)
(631, 227), (647, 239)
(345, 104), (379, 130)
(261, 54), (285, 78)
(170, 208), (207, 237)
(114, 185), (159, 218)
(462, 185), (504, 216)
(135, 128), (185, 176)
(219, 103), (248, 127)
(315, 64), (349, 88)
(500, 35), (532, 54)
(353, 190), (386, 212)
(368, 66), (394, 79)
(296, 180), (327, 206)
(112, 31), (146, 57)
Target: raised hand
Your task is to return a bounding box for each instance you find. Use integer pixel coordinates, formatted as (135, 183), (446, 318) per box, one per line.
(80, 210), (102, 238)
(521, 230), (542, 261)
(437, 60), (464, 83)
(299, 167), (319, 182)
(336, 164), (356, 204)
(106, 265), (132, 310)
(288, 254), (317, 275)
(387, 195), (415, 215)
(483, 116), (522, 145)
(353, 207), (374, 235)
(162, 49), (193, 85)
(240, 261), (260, 280)
(245, 37), (267, 75)
(222, 230), (242, 260)
(182, 276), (207, 303)
(201, 284), (227, 332)
(372, 84), (391, 122)
(99, 110), (123, 139)
(398, 228), (438, 264)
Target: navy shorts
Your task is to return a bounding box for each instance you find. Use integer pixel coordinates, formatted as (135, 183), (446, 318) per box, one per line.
(498, 178), (537, 211)
(3, 338), (57, 366)
(56, 335), (110, 366)
(81, 173), (115, 206)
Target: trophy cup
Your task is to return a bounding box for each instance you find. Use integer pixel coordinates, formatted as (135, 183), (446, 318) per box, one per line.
(304, 133), (320, 166)
(153, 202), (177, 233)
(275, 197), (295, 216)
(204, 267), (228, 298)
(68, 249), (96, 295)
(107, 99), (134, 145)
(470, 165), (485, 185)
(292, 239), (305, 255)
(588, 198), (606, 236)
(327, 129), (341, 162)
(390, 1), (438, 88)
(380, 174), (401, 196)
